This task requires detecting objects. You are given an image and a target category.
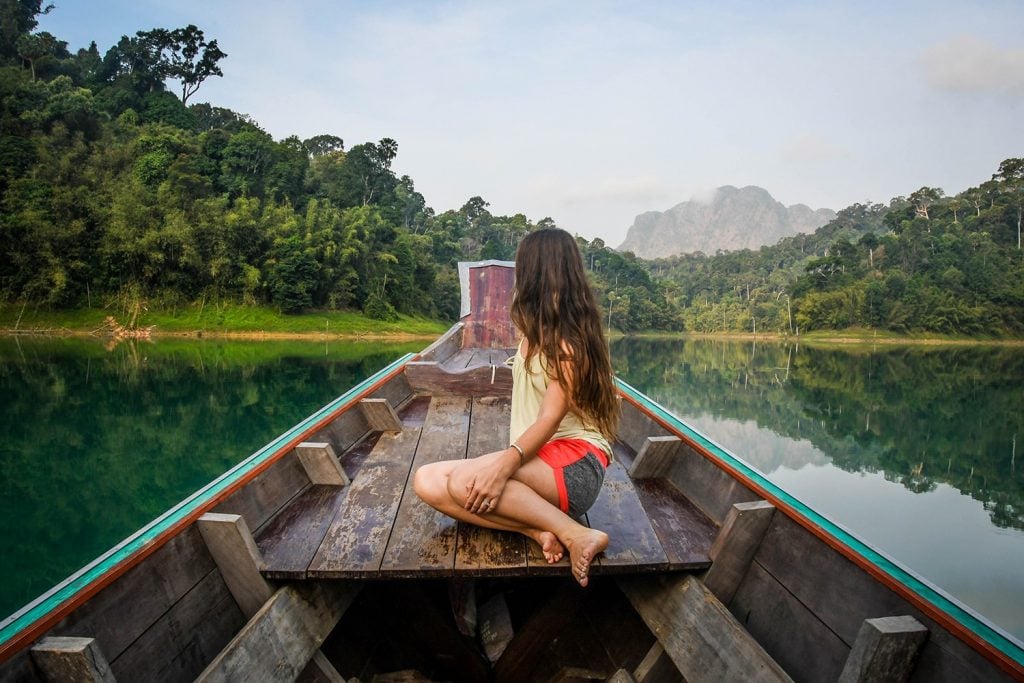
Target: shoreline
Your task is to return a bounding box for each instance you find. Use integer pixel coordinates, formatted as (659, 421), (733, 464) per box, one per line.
(4, 326), (1023, 346)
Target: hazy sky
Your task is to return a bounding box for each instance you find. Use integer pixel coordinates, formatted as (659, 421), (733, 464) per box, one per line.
(39, 1), (1024, 245)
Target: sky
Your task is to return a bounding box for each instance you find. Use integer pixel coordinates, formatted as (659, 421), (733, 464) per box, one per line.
(38, 0), (1024, 246)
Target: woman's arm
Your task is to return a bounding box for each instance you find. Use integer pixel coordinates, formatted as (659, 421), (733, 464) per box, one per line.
(462, 359), (573, 513)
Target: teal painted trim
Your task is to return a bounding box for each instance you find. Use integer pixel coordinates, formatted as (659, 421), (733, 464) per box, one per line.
(0, 353), (416, 650)
(616, 378), (1024, 667)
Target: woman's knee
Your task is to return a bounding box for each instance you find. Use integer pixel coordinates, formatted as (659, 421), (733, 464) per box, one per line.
(413, 462), (445, 505)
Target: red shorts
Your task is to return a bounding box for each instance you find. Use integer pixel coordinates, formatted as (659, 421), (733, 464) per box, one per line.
(535, 438), (610, 518)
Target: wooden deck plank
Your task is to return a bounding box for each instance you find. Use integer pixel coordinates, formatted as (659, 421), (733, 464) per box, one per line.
(632, 478), (716, 570)
(256, 485), (349, 579)
(380, 397), (472, 576)
(306, 426), (422, 578)
(586, 458), (669, 573)
(444, 349), (475, 369)
(613, 441), (715, 570)
(455, 398), (529, 574)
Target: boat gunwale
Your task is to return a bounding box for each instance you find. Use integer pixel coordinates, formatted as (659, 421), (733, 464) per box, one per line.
(616, 379), (1024, 678)
(0, 352), (418, 664)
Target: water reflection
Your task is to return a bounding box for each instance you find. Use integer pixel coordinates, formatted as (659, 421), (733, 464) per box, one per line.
(611, 338), (1023, 529)
(611, 337), (1024, 639)
(0, 337), (422, 619)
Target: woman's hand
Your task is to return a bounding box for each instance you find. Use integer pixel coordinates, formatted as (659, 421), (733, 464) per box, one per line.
(462, 449), (519, 514)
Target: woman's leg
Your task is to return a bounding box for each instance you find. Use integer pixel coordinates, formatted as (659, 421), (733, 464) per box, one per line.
(413, 456), (609, 585)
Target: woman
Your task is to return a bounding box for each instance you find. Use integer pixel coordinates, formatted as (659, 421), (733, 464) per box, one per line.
(413, 228), (618, 586)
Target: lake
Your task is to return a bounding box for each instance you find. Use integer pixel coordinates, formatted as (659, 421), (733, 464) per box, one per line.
(0, 335), (1022, 644)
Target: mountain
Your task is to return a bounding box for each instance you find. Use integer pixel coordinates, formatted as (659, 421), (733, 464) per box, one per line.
(617, 185), (836, 258)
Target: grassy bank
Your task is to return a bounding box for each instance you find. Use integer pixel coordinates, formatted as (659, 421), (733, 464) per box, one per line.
(0, 302), (449, 339)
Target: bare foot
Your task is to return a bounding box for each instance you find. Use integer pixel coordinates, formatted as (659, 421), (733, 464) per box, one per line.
(538, 531), (565, 563)
(563, 528), (609, 587)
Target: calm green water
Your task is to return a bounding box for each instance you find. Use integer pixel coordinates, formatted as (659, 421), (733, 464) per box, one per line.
(609, 337), (1024, 642)
(0, 336), (422, 620)
(1, 337), (1022, 645)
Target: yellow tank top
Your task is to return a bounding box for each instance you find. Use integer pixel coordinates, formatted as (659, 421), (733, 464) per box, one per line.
(509, 343), (612, 459)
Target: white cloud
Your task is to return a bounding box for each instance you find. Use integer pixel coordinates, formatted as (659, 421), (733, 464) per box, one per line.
(920, 34), (1024, 95)
(781, 132), (850, 164)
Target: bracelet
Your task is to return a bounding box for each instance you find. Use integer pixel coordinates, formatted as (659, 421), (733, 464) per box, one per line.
(509, 442), (526, 465)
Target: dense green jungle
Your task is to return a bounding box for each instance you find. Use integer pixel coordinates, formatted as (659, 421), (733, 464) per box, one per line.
(2, 2), (1023, 336)
(611, 338), (1024, 531)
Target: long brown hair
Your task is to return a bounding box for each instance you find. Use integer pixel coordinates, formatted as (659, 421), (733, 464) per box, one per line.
(510, 228), (619, 441)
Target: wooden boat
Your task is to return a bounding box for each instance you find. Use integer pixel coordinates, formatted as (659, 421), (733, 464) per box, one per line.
(1, 259), (1022, 683)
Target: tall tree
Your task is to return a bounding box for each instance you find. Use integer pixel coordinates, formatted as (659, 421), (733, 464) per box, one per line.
(163, 25), (226, 104)
(994, 158), (1023, 250)
(0, 0), (51, 61)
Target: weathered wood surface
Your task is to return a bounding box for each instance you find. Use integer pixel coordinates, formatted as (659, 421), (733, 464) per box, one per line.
(455, 398), (529, 574)
(586, 458), (669, 573)
(359, 399), (403, 433)
(50, 526), (216, 662)
(704, 500), (775, 604)
(729, 559), (850, 682)
(416, 322), (463, 362)
(663, 438), (761, 526)
(108, 569), (243, 682)
(404, 361), (513, 397)
(256, 485), (347, 579)
(197, 513), (273, 616)
(616, 400), (671, 456)
(195, 582), (360, 683)
(294, 442), (350, 486)
(461, 262), (517, 349)
(839, 616), (928, 683)
(212, 451), (310, 534)
(633, 642), (683, 683)
(379, 397), (471, 575)
(629, 436), (682, 480)
(30, 637), (114, 683)
(620, 574), (793, 683)
(734, 514), (1016, 683)
(614, 440), (716, 571)
(307, 425), (421, 578)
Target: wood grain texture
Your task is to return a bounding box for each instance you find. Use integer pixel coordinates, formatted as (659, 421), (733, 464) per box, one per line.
(294, 442), (349, 486)
(704, 500), (775, 604)
(630, 477), (716, 570)
(585, 458), (669, 573)
(633, 642), (683, 683)
(748, 514), (1011, 683)
(416, 322), (463, 363)
(619, 574), (793, 683)
(629, 436), (682, 480)
(30, 638), (114, 683)
(195, 582), (360, 683)
(358, 399), (403, 433)
(212, 453), (310, 533)
(108, 570), (244, 683)
(663, 440), (760, 526)
(256, 485), (349, 580)
(616, 401), (671, 455)
(380, 397), (471, 576)
(307, 426), (422, 578)
(50, 526), (215, 662)
(728, 559), (851, 683)
(197, 513), (273, 617)
(404, 361), (513, 398)
(455, 397), (528, 574)
(839, 616), (928, 683)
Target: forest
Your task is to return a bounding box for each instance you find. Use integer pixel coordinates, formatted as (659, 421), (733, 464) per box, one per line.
(1, 2), (1022, 336)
